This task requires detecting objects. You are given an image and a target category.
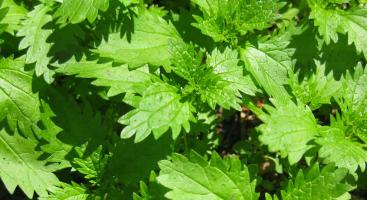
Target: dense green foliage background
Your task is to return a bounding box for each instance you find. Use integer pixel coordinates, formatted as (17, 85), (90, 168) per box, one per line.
(0, 0), (367, 199)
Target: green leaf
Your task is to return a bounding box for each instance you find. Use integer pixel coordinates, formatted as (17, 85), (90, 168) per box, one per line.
(55, 58), (153, 96)
(258, 99), (319, 164)
(280, 164), (353, 200)
(16, 4), (54, 82)
(119, 82), (192, 142)
(35, 88), (111, 166)
(0, 0), (27, 34)
(95, 11), (180, 69)
(157, 151), (259, 200)
(316, 126), (367, 172)
(192, 0), (284, 42)
(310, 4), (367, 58)
(0, 57), (40, 135)
(240, 34), (294, 102)
(337, 64), (367, 142)
(55, 0), (109, 24)
(289, 61), (342, 110)
(0, 127), (59, 198)
(73, 145), (109, 184)
(39, 182), (89, 200)
(170, 41), (257, 110)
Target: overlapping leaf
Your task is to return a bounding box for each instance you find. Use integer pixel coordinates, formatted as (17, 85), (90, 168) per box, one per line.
(157, 151), (259, 200)
(310, 2), (367, 58)
(119, 82), (192, 142)
(55, 0), (109, 24)
(170, 41), (256, 110)
(0, 57), (40, 135)
(0, 0), (27, 34)
(240, 34), (294, 102)
(55, 58), (153, 96)
(257, 99), (319, 164)
(316, 126), (367, 172)
(95, 11), (180, 69)
(289, 61), (342, 109)
(192, 0), (285, 42)
(280, 164), (353, 200)
(0, 128), (59, 198)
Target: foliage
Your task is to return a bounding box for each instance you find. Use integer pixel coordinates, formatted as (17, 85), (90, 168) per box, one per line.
(0, 0), (366, 199)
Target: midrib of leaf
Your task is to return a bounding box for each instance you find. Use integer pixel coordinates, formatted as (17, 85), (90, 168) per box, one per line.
(138, 28), (176, 38)
(0, 83), (32, 121)
(160, 162), (228, 199)
(0, 70), (37, 121)
(162, 161), (249, 200)
(263, 48), (290, 72)
(0, 134), (50, 177)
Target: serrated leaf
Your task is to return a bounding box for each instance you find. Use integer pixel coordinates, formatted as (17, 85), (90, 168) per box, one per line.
(0, 57), (40, 135)
(55, 0), (109, 24)
(192, 0), (284, 42)
(289, 61), (342, 109)
(170, 41), (256, 110)
(95, 11), (180, 69)
(73, 145), (109, 184)
(55, 58), (153, 96)
(316, 126), (367, 172)
(170, 42), (256, 110)
(16, 4), (53, 82)
(280, 164), (353, 200)
(310, 4), (367, 58)
(337, 65), (367, 142)
(39, 182), (89, 200)
(258, 99), (319, 164)
(0, 128), (59, 198)
(240, 35), (294, 102)
(0, 0), (27, 34)
(157, 151), (259, 200)
(36, 88), (111, 166)
(119, 82), (192, 142)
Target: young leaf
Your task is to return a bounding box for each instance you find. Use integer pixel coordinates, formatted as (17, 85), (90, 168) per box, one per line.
(192, 0), (284, 42)
(289, 61), (342, 110)
(0, 128), (59, 198)
(337, 64), (367, 142)
(170, 41), (257, 110)
(73, 145), (109, 184)
(157, 151), (259, 200)
(280, 164), (353, 200)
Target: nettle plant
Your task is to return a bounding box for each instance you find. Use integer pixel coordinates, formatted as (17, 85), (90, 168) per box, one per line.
(0, 0), (367, 199)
